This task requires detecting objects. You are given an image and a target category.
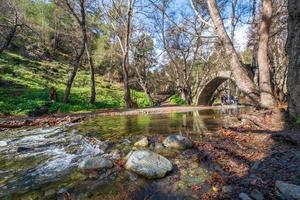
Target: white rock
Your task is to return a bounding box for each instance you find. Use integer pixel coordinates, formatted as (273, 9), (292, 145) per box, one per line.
(125, 150), (172, 179)
(0, 141), (7, 147)
(78, 156), (113, 170)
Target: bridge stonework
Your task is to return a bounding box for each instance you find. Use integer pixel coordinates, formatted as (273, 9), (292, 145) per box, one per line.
(197, 71), (234, 105)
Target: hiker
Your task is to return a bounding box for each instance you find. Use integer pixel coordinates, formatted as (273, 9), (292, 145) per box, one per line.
(234, 96), (239, 105)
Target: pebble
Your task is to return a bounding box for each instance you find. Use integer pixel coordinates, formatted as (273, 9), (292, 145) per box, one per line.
(239, 192), (252, 200)
(250, 189), (264, 200)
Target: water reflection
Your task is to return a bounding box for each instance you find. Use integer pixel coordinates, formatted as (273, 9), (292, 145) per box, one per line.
(220, 105), (240, 115)
(75, 108), (230, 141)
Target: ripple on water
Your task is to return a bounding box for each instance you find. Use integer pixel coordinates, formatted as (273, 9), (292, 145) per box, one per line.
(0, 125), (104, 197)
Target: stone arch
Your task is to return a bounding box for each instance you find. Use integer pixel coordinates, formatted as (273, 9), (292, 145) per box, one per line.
(197, 71), (234, 105)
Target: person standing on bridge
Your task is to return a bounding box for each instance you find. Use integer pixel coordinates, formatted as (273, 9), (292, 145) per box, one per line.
(234, 96), (239, 105)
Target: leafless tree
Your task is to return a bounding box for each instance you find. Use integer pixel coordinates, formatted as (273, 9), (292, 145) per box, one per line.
(0, 0), (23, 53)
(61, 0), (96, 104)
(101, 0), (136, 108)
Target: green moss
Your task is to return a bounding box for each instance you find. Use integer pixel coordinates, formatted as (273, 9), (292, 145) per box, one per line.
(0, 52), (149, 115)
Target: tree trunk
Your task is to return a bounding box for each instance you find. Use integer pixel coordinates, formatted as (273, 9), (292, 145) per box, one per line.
(85, 45), (96, 104)
(63, 0), (86, 103)
(123, 0), (134, 109)
(0, 24), (18, 54)
(122, 55), (132, 108)
(63, 52), (83, 103)
(207, 0), (260, 105)
(183, 86), (193, 105)
(287, 0), (300, 119)
(257, 0), (276, 108)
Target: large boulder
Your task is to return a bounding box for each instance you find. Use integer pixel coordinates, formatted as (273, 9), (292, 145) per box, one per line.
(78, 156), (113, 171)
(275, 180), (300, 199)
(134, 137), (149, 147)
(163, 135), (193, 150)
(125, 150), (172, 179)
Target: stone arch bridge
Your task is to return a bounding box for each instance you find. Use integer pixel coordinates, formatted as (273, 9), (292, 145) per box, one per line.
(197, 71), (234, 105)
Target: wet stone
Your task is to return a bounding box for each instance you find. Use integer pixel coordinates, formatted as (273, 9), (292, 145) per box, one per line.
(275, 180), (300, 199)
(17, 146), (33, 152)
(0, 141), (7, 147)
(78, 156), (113, 171)
(125, 150), (172, 179)
(239, 192), (252, 200)
(109, 149), (122, 160)
(134, 137), (149, 147)
(222, 185), (233, 193)
(121, 138), (132, 145)
(163, 135), (193, 150)
(250, 189), (264, 200)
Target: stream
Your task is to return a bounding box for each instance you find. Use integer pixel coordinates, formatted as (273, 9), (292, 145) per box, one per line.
(0, 106), (248, 199)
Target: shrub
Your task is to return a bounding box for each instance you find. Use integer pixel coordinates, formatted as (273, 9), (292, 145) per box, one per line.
(169, 95), (186, 105)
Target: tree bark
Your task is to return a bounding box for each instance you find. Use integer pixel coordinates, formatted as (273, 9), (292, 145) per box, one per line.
(0, 12), (20, 54)
(80, 0), (96, 104)
(85, 45), (96, 104)
(207, 0), (260, 105)
(123, 0), (134, 109)
(183, 86), (193, 105)
(63, 49), (84, 103)
(287, 0), (300, 119)
(257, 0), (276, 108)
(63, 0), (87, 103)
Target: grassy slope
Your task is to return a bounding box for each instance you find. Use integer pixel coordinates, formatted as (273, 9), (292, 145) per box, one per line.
(0, 52), (149, 115)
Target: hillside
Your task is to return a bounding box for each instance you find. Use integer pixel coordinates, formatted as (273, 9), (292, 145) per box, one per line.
(0, 52), (149, 116)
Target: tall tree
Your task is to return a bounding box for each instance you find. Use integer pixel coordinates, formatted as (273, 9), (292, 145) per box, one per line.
(205, 0), (260, 105)
(287, 0), (300, 119)
(101, 0), (135, 108)
(132, 33), (155, 106)
(62, 0), (96, 104)
(257, 0), (276, 107)
(0, 0), (23, 53)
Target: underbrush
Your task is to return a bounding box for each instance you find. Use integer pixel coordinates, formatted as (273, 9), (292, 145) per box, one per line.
(0, 52), (149, 115)
(169, 95), (186, 105)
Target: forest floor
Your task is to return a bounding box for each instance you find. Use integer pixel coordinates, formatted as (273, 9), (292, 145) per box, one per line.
(0, 51), (150, 116)
(191, 108), (300, 199)
(0, 102), (299, 199)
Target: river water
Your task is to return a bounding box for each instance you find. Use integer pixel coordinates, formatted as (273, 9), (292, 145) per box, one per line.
(0, 106), (246, 199)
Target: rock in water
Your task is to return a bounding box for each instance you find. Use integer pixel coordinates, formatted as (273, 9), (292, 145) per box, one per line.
(78, 156), (113, 171)
(125, 150), (172, 179)
(163, 135), (193, 150)
(0, 141), (7, 147)
(134, 137), (149, 147)
(275, 180), (300, 199)
(239, 193), (252, 200)
(250, 189), (264, 200)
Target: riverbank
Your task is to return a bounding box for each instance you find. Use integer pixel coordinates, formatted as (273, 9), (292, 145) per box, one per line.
(0, 106), (299, 199)
(192, 108), (300, 199)
(0, 105), (244, 129)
